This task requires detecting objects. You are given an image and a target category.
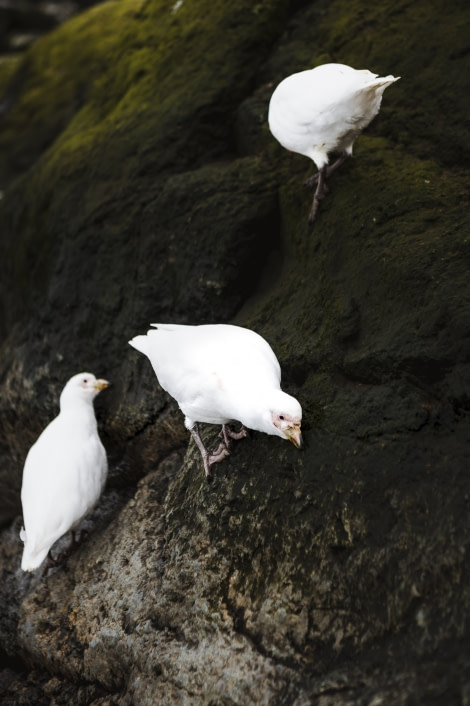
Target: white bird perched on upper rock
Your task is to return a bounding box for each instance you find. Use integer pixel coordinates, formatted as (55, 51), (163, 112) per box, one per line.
(268, 63), (400, 222)
(129, 323), (303, 478)
(20, 373), (109, 573)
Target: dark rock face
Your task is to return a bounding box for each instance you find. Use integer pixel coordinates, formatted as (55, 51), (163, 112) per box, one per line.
(1, 0), (470, 703)
(0, 1), (105, 53)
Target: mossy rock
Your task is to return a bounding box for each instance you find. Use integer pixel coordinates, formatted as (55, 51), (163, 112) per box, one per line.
(1, 0), (470, 704)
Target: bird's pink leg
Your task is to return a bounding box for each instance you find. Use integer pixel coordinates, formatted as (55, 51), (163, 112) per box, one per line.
(308, 165), (329, 223)
(190, 423), (231, 478)
(304, 151), (350, 188)
(219, 423), (248, 447)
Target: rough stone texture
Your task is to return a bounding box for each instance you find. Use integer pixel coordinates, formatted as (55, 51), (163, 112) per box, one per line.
(1, 0), (470, 703)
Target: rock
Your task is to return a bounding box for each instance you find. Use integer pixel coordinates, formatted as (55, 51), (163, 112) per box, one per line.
(1, 0), (470, 703)
(0, 1), (106, 53)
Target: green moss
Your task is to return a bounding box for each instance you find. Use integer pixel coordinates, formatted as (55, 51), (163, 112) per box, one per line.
(0, 0), (289, 186)
(0, 56), (21, 101)
(267, 0), (470, 167)
(259, 137), (464, 330)
(0, 0), (290, 333)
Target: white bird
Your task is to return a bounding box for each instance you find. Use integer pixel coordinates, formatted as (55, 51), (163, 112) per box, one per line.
(268, 63), (400, 222)
(129, 323), (303, 477)
(20, 373), (109, 573)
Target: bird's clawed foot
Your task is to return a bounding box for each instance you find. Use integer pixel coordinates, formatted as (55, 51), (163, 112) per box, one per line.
(219, 423), (248, 447)
(41, 550), (61, 576)
(190, 423), (231, 480)
(42, 530), (88, 575)
(190, 423), (248, 479)
(56, 529), (87, 563)
(202, 443), (231, 480)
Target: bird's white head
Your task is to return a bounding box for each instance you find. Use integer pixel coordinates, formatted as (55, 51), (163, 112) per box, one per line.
(60, 372), (110, 408)
(268, 390), (303, 448)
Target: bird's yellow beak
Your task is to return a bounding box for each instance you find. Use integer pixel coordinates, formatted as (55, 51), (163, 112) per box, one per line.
(285, 425), (303, 449)
(94, 379), (110, 391)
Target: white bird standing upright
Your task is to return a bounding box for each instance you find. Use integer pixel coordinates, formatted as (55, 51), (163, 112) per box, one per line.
(268, 63), (400, 222)
(129, 323), (303, 478)
(20, 372), (109, 573)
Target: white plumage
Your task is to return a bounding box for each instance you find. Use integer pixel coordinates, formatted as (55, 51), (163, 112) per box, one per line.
(129, 323), (302, 477)
(268, 63), (400, 222)
(20, 372), (109, 572)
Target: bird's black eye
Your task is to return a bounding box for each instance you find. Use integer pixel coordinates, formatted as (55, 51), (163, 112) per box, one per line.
(279, 415), (285, 420)
(83, 378), (88, 384)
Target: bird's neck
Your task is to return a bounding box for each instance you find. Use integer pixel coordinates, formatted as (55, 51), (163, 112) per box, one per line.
(231, 388), (275, 435)
(59, 399), (97, 429)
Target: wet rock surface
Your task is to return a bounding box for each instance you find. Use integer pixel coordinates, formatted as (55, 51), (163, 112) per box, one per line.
(1, 0), (470, 703)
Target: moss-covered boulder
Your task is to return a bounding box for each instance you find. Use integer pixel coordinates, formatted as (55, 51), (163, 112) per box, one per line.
(1, 0), (470, 703)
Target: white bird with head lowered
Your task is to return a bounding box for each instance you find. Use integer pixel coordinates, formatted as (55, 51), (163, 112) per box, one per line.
(129, 323), (302, 478)
(268, 63), (400, 222)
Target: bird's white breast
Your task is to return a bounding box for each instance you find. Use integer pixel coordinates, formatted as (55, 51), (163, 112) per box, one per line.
(21, 411), (107, 550)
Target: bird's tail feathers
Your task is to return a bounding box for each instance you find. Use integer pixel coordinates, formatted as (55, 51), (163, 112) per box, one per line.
(365, 75), (400, 94)
(128, 335), (150, 355)
(20, 540), (50, 572)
